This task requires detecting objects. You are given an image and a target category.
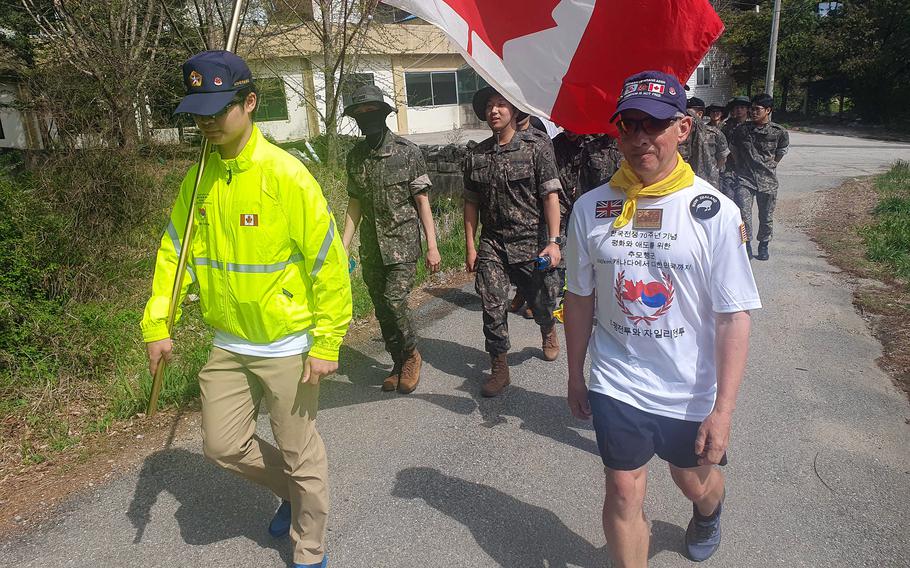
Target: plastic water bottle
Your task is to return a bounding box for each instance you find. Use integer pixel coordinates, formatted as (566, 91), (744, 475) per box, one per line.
(349, 258), (356, 274)
(535, 255), (551, 271)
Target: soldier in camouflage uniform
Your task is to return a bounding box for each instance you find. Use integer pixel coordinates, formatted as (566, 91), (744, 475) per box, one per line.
(719, 96), (751, 201)
(687, 97), (730, 185)
(341, 85), (441, 394)
(679, 105), (720, 188)
(464, 86), (564, 397)
(730, 93), (790, 261)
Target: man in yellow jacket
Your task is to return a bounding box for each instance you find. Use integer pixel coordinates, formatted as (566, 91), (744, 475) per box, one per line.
(142, 51), (351, 568)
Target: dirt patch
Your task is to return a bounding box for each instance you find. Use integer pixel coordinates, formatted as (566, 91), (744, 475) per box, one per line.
(807, 177), (910, 397)
(0, 267), (474, 540)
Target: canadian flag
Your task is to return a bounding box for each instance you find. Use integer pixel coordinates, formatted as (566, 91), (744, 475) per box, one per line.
(384, 0), (723, 135)
(240, 214), (259, 227)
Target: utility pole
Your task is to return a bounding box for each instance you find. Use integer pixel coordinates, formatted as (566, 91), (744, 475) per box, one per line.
(765, 0), (782, 96)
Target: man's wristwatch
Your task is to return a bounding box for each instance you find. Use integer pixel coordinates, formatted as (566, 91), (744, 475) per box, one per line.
(548, 236), (566, 246)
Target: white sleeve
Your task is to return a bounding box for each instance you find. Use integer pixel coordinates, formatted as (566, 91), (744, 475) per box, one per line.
(710, 208), (762, 313)
(566, 205), (595, 296)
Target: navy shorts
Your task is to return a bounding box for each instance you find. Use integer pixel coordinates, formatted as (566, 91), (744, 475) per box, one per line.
(588, 391), (728, 471)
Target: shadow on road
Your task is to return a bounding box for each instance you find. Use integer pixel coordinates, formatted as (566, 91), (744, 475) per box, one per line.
(416, 337), (599, 456)
(393, 466), (606, 567)
(422, 286), (483, 313)
(126, 448), (291, 564)
(392, 467), (685, 566)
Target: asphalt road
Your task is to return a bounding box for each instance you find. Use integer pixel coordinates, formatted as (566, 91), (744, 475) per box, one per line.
(2, 132), (910, 567)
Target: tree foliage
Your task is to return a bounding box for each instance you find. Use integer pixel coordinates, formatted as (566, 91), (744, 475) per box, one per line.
(717, 0), (910, 123)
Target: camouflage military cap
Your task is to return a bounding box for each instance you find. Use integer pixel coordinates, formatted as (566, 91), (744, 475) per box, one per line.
(727, 95), (751, 110)
(343, 84), (394, 117)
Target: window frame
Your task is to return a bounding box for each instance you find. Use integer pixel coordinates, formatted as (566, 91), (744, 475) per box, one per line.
(255, 77), (290, 122)
(696, 67), (712, 87)
(405, 70), (464, 107)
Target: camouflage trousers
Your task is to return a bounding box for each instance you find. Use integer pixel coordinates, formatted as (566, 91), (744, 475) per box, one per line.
(361, 255), (417, 364)
(734, 185), (777, 242)
(474, 238), (560, 356)
(719, 172), (737, 202)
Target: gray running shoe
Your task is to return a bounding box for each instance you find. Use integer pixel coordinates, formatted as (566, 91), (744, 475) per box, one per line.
(685, 496), (723, 562)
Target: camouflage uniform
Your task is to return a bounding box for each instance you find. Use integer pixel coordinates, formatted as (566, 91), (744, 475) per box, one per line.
(346, 132), (431, 365)
(719, 119), (745, 201)
(578, 134), (622, 197)
(705, 124), (730, 183)
(679, 114), (720, 188)
(730, 121), (790, 242)
(464, 130), (563, 356)
(552, 133), (622, 202)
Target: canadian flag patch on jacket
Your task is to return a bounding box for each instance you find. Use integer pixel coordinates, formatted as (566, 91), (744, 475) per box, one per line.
(240, 214), (259, 227)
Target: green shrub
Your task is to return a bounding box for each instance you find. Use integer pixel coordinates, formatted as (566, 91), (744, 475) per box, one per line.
(862, 161), (910, 283)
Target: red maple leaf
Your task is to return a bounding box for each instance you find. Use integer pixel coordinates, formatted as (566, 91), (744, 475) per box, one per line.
(622, 280), (644, 302)
(442, 0), (561, 58)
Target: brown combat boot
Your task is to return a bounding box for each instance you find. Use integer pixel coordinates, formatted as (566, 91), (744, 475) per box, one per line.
(382, 363), (401, 392)
(541, 326), (560, 361)
(398, 349), (422, 394)
(481, 353), (510, 397)
(509, 293), (524, 313)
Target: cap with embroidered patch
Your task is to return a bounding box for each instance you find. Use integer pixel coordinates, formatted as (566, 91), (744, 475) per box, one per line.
(175, 50), (253, 116)
(611, 70), (687, 122)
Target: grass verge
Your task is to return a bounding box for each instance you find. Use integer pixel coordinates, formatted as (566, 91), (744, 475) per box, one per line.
(810, 161), (910, 396)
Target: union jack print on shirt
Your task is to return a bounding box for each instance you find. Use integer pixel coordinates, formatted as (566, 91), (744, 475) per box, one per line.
(596, 199), (623, 219)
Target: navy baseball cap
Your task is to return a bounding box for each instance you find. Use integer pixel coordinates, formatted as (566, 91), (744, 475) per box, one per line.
(611, 71), (687, 122)
(175, 50), (253, 116)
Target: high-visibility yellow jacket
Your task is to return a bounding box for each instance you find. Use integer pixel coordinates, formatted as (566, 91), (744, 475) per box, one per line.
(141, 126), (352, 361)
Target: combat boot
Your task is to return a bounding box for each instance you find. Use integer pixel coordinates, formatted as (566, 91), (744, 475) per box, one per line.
(509, 293), (524, 313)
(541, 326), (560, 361)
(481, 353), (510, 397)
(398, 349), (422, 394)
(745, 242), (754, 259)
(381, 362), (401, 392)
(756, 241), (770, 261)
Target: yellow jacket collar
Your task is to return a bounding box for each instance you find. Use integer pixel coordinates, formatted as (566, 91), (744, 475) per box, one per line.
(216, 124), (262, 173)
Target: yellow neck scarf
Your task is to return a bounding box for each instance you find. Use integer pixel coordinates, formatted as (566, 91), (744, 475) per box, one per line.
(609, 154), (695, 229)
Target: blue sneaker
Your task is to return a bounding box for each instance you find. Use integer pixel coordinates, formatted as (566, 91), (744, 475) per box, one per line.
(685, 496), (723, 562)
(268, 500), (291, 538)
(292, 555), (327, 568)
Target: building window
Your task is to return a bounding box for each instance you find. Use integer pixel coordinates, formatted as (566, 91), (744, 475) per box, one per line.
(256, 77), (289, 122)
(341, 73), (376, 108)
(405, 71), (461, 107)
(456, 67), (489, 105)
(696, 67), (711, 86)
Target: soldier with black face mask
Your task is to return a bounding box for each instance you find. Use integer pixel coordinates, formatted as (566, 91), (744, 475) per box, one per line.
(341, 85), (440, 394)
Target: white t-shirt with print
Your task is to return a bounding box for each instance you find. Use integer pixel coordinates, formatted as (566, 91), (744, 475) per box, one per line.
(566, 177), (761, 422)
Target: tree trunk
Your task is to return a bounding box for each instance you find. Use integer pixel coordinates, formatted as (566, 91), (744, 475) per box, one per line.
(321, 1), (338, 166)
(115, 94), (140, 149)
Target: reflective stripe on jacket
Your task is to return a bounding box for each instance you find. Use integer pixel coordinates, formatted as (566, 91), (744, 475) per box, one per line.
(141, 126), (352, 361)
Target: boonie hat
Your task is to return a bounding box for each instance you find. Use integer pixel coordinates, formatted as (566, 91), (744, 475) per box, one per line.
(727, 95), (751, 109)
(175, 50), (253, 116)
(686, 97), (706, 110)
(751, 93), (774, 109)
(705, 103), (725, 113)
(611, 70), (687, 122)
(343, 84), (394, 117)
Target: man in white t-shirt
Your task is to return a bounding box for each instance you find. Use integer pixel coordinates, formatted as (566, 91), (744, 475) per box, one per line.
(564, 70), (761, 565)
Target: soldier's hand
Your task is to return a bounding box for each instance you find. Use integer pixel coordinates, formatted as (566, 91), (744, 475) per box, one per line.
(147, 338), (174, 376)
(302, 356), (337, 385)
(426, 248), (441, 273)
(465, 249), (478, 273)
(540, 243), (562, 269)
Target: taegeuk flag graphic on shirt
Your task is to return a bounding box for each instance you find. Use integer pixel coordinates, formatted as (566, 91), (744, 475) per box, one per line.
(383, 0), (724, 135)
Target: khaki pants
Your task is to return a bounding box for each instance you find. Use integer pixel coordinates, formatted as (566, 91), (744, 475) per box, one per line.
(198, 347), (328, 565)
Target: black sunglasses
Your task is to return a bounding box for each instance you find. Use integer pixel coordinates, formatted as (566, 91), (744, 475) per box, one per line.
(616, 116), (680, 136)
(194, 98), (244, 120)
